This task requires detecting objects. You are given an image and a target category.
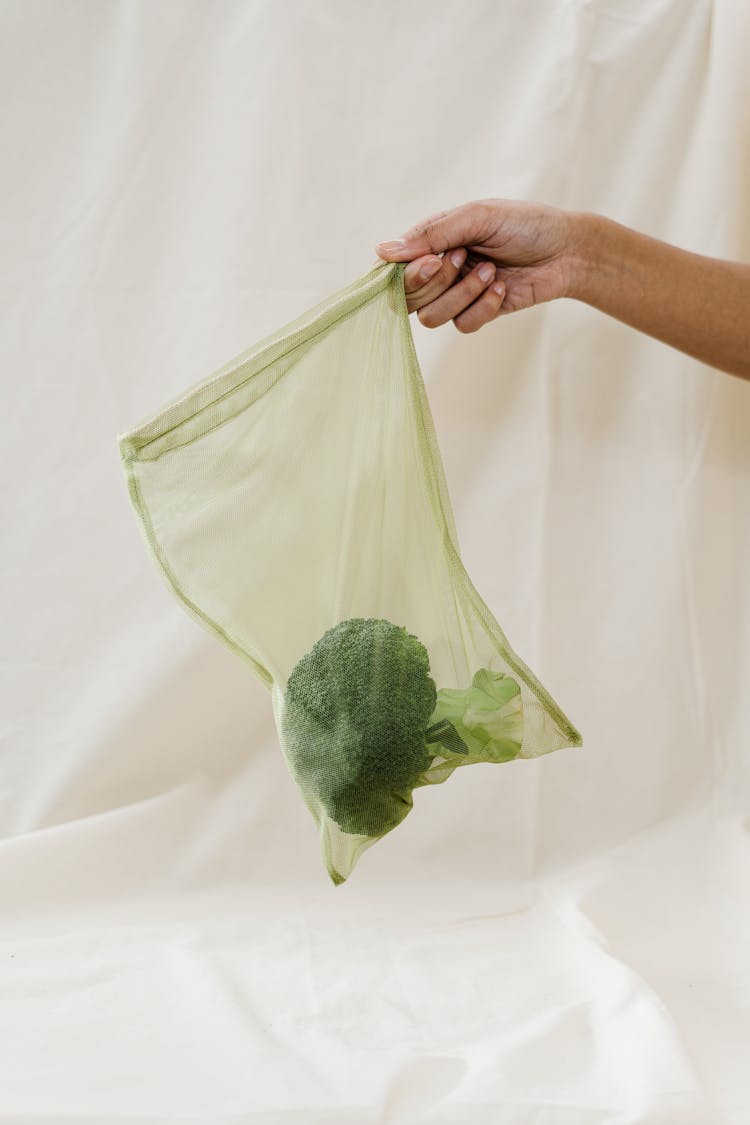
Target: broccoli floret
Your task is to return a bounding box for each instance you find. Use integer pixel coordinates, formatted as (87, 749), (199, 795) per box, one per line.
(281, 618), (438, 836)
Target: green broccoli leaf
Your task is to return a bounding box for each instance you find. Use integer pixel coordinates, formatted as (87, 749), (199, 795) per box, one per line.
(427, 668), (523, 763)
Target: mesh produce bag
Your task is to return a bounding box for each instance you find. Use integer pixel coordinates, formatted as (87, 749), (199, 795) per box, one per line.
(117, 260), (582, 885)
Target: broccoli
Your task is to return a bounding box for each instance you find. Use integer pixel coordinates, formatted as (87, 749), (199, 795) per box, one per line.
(281, 617), (523, 839)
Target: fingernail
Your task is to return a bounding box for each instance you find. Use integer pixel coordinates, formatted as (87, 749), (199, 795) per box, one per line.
(450, 248), (466, 269)
(492, 282), (505, 296)
(419, 259), (441, 282)
(479, 262), (495, 283)
(376, 239), (407, 252)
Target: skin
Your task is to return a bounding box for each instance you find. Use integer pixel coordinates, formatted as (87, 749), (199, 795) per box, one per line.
(375, 199), (750, 382)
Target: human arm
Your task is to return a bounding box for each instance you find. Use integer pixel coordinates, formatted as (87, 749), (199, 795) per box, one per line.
(567, 212), (750, 381)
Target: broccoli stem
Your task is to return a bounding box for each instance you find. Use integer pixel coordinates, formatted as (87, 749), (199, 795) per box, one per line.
(424, 718), (468, 756)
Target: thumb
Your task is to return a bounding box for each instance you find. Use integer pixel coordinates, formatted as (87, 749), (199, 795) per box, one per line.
(375, 203), (485, 261)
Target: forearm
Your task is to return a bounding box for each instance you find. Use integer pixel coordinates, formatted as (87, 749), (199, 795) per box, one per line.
(566, 213), (750, 381)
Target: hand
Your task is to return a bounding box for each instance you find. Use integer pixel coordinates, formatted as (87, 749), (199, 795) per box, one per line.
(375, 198), (576, 333)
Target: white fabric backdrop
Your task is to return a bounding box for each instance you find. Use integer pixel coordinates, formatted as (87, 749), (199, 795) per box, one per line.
(1, 1), (749, 1121)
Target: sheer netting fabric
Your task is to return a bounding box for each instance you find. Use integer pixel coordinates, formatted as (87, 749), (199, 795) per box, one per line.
(117, 261), (582, 884)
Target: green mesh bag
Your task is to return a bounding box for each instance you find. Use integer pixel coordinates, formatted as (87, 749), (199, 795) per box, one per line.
(117, 260), (582, 885)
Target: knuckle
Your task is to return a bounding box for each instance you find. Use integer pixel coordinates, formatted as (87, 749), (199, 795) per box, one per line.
(415, 207), (452, 243)
(417, 222), (436, 247)
(417, 306), (436, 328)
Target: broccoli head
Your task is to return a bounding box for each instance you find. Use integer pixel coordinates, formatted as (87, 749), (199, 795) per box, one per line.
(281, 617), (438, 836)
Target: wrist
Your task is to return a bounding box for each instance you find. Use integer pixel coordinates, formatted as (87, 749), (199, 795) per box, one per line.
(561, 211), (615, 303)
